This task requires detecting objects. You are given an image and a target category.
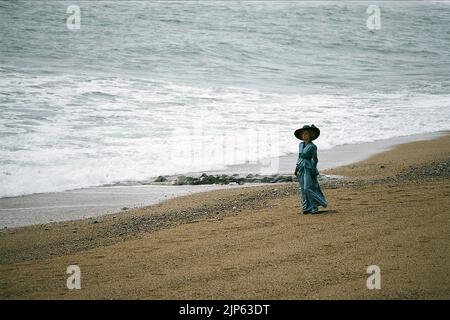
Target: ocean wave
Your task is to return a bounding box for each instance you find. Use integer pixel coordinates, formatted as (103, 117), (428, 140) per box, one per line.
(1, 72), (449, 198)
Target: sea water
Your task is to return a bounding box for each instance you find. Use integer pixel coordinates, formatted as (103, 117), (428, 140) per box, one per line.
(1, 1), (449, 197)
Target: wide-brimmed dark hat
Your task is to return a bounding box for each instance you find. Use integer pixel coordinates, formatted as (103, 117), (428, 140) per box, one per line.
(294, 124), (320, 141)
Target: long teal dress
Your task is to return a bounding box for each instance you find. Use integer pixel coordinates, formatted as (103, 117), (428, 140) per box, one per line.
(295, 141), (328, 213)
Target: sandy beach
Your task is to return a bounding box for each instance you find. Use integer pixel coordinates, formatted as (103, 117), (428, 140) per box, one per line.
(0, 132), (449, 299)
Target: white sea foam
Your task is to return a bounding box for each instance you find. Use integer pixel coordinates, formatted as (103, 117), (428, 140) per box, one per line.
(1, 73), (449, 198)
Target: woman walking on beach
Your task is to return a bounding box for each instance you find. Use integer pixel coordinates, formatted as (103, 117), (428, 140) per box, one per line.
(294, 125), (328, 214)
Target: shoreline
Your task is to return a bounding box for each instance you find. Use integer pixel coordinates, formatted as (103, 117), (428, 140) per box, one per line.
(0, 130), (447, 229)
(0, 131), (449, 299)
(209, 130), (448, 175)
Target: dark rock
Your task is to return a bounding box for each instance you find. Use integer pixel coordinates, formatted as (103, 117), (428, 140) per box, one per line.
(154, 176), (167, 182)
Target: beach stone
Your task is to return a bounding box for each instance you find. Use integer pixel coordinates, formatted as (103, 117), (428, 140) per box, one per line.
(185, 176), (199, 184)
(204, 175), (217, 184)
(154, 176), (167, 182)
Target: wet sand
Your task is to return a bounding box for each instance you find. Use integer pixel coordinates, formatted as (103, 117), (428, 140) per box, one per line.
(0, 132), (449, 299)
(0, 184), (253, 229)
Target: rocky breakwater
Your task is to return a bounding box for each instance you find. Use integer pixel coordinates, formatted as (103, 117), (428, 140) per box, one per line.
(153, 173), (340, 186)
